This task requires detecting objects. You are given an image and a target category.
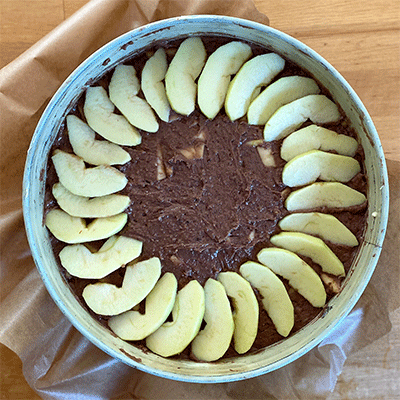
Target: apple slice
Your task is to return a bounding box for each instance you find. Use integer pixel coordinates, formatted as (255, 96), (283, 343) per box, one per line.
(240, 261), (294, 337)
(84, 86), (141, 146)
(257, 248), (326, 308)
(66, 115), (130, 166)
(247, 76), (320, 125)
(278, 212), (359, 246)
(280, 124), (359, 161)
(59, 235), (143, 279)
(146, 280), (205, 357)
(197, 41), (252, 119)
(263, 94), (341, 142)
(270, 232), (345, 276)
(108, 272), (178, 340)
(45, 209), (127, 244)
(51, 150), (127, 197)
(225, 53), (285, 121)
(282, 150), (361, 187)
(217, 271), (259, 354)
(82, 257), (161, 316)
(109, 65), (159, 133)
(165, 37), (206, 116)
(285, 182), (367, 211)
(191, 278), (234, 361)
(52, 183), (130, 218)
(141, 48), (171, 122)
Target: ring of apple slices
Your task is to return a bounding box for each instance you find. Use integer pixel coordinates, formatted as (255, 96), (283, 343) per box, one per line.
(44, 36), (367, 362)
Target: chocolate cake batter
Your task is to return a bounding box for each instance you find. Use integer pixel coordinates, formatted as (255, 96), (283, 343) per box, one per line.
(44, 36), (368, 360)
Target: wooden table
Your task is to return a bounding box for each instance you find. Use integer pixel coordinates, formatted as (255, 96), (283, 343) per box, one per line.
(1, 0), (399, 398)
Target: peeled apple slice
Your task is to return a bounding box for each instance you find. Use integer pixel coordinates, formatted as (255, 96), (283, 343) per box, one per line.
(247, 76), (320, 125)
(282, 150), (361, 187)
(84, 86), (141, 146)
(285, 182), (367, 211)
(165, 37), (207, 116)
(51, 150), (127, 197)
(52, 183), (130, 218)
(240, 261), (294, 337)
(197, 41), (252, 119)
(82, 257), (161, 316)
(108, 273), (178, 340)
(278, 212), (359, 247)
(270, 232), (345, 276)
(45, 209), (127, 244)
(263, 94), (341, 142)
(257, 247), (326, 308)
(59, 235), (143, 279)
(225, 53), (285, 121)
(280, 124), (359, 161)
(146, 280), (205, 357)
(66, 115), (131, 166)
(191, 279), (234, 361)
(109, 65), (159, 132)
(141, 48), (171, 122)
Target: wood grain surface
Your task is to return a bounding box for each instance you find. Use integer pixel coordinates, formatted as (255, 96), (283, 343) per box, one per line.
(0, 0), (399, 398)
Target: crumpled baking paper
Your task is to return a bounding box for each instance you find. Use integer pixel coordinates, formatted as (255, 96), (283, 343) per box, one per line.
(0, 0), (399, 398)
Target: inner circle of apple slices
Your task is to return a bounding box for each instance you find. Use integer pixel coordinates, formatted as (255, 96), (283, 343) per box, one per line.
(44, 36), (366, 362)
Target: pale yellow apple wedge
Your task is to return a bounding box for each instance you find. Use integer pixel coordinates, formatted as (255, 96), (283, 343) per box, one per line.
(165, 37), (206, 116)
(197, 41), (252, 119)
(141, 48), (171, 122)
(66, 115), (131, 166)
(263, 94), (341, 142)
(82, 257), (161, 316)
(146, 280), (205, 357)
(217, 271), (259, 354)
(45, 209), (127, 244)
(270, 232), (345, 276)
(282, 150), (361, 187)
(108, 273), (178, 341)
(247, 76), (320, 125)
(84, 86), (141, 146)
(257, 248), (326, 308)
(280, 124), (358, 161)
(59, 235), (143, 279)
(240, 261), (294, 337)
(52, 183), (130, 218)
(191, 279), (234, 361)
(109, 65), (159, 132)
(285, 182), (366, 211)
(51, 150), (127, 197)
(278, 212), (359, 246)
(225, 53), (285, 121)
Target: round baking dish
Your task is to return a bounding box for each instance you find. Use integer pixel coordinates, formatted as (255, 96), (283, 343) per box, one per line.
(22, 15), (389, 383)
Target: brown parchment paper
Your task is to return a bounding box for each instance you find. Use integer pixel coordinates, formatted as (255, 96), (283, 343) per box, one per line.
(0, 0), (399, 398)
